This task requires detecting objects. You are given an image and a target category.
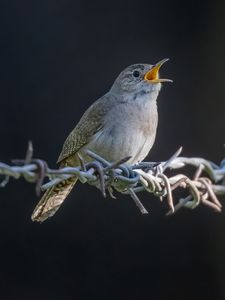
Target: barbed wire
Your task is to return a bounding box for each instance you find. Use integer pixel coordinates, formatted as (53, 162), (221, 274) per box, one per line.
(0, 142), (225, 216)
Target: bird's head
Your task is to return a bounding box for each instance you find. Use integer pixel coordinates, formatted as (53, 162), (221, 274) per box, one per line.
(111, 58), (172, 96)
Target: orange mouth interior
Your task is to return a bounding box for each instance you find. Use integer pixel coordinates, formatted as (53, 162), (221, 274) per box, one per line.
(144, 58), (173, 83)
(144, 66), (160, 81)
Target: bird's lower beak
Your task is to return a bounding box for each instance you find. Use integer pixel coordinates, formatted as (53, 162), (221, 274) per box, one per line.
(144, 58), (173, 83)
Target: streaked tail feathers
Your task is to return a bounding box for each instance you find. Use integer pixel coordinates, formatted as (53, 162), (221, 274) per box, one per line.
(31, 177), (77, 222)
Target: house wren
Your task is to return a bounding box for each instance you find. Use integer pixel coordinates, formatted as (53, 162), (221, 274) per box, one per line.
(31, 58), (172, 222)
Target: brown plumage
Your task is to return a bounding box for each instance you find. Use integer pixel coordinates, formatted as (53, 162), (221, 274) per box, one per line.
(31, 177), (77, 222)
(31, 97), (108, 222)
(32, 93), (114, 222)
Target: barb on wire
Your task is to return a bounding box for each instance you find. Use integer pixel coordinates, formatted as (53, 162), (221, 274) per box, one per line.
(0, 142), (225, 217)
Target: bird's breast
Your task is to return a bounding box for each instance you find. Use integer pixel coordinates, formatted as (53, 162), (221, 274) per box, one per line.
(82, 95), (158, 164)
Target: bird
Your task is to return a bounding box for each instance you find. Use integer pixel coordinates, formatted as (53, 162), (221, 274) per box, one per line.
(31, 58), (172, 222)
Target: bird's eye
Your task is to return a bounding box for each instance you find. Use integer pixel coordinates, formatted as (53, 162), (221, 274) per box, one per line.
(132, 70), (140, 77)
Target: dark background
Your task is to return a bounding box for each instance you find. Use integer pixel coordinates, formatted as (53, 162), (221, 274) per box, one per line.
(0, 0), (225, 299)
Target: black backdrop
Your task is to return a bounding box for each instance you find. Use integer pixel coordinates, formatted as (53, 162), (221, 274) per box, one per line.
(0, 0), (225, 299)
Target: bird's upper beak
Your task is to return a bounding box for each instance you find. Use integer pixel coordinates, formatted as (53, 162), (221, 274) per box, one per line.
(144, 58), (173, 83)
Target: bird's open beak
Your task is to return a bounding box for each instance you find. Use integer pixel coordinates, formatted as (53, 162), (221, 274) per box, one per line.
(144, 58), (173, 83)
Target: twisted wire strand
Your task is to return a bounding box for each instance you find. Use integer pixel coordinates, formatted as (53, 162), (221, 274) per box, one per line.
(0, 142), (225, 216)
